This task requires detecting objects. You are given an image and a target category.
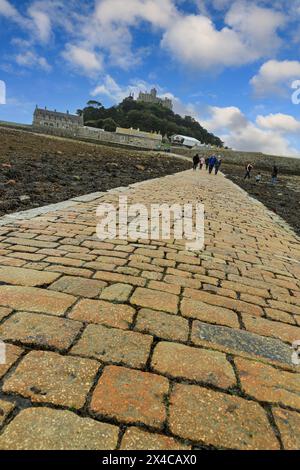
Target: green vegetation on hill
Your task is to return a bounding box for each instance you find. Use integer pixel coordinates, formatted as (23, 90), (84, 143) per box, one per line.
(77, 97), (223, 147)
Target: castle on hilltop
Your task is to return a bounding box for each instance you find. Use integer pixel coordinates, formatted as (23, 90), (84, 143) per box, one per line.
(137, 88), (173, 110)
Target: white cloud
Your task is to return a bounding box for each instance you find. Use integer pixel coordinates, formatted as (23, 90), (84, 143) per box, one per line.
(91, 75), (133, 102)
(0, 0), (52, 40)
(80, 21), (139, 70)
(225, 2), (285, 56)
(28, 3), (52, 43)
(0, 0), (294, 74)
(78, 0), (177, 70)
(0, 0), (24, 22)
(62, 44), (103, 74)
(226, 123), (297, 156)
(0, 0), (31, 32)
(201, 106), (248, 131)
(162, 2), (285, 70)
(94, 0), (176, 28)
(256, 113), (300, 133)
(15, 50), (51, 71)
(251, 59), (300, 96)
(162, 15), (250, 69)
(0, 0), (54, 72)
(201, 105), (299, 156)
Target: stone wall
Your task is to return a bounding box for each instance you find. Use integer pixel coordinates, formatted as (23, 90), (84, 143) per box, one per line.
(78, 127), (161, 149)
(32, 124), (162, 150)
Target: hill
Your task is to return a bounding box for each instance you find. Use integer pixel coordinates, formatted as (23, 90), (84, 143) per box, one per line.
(77, 97), (223, 148)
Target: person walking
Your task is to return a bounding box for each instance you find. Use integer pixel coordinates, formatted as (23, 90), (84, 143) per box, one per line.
(208, 155), (217, 174)
(205, 157), (210, 171)
(193, 154), (200, 171)
(215, 156), (222, 175)
(271, 165), (278, 184)
(244, 163), (253, 180)
(200, 157), (205, 170)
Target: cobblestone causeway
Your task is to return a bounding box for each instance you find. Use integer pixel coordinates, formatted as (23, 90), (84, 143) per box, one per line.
(0, 169), (299, 450)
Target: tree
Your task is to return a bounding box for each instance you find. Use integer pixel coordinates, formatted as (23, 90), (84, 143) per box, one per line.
(121, 97), (137, 113)
(87, 100), (103, 109)
(95, 119), (104, 129)
(165, 122), (179, 137)
(79, 97), (223, 147)
(103, 118), (117, 132)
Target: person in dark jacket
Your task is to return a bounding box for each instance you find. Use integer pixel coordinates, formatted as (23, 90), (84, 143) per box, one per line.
(205, 157), (210, 170)
(272, 165), (278, 184)
(244, 163), (253, 179)
(215, 157), (222, 175)
(193, 154), (200, 171)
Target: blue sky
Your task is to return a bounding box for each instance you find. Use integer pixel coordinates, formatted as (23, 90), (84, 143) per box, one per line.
(1, 0), (300, 156)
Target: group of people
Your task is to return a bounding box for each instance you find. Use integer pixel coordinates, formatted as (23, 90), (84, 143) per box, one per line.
(193, 154), (222, 175)
(193, 154), (280, 185)
(244, 163), (279, 185)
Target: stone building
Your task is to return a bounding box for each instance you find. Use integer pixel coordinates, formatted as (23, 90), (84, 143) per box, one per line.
(137, 88), (173, 110)
(33, 107), (83, 131)
(32, 107), (162, 150)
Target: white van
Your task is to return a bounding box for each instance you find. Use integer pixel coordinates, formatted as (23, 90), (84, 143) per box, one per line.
(171, 134), (202, 148)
